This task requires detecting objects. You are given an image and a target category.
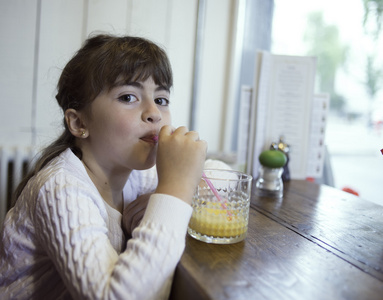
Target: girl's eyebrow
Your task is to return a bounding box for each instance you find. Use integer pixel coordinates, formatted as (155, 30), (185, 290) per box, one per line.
(125, 82), (143, 88)
(125, 81), (170, 93)
(156, 85), (170, 93)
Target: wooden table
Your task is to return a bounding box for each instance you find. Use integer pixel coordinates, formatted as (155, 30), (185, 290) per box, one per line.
(169, 180), (383, 300)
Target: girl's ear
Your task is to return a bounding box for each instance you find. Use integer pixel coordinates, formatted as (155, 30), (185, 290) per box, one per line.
(65, 109), (88, 138)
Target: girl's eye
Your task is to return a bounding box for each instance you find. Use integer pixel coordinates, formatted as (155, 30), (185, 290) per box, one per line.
(155, 98), (169, 106)
(118, 94), (138, 103)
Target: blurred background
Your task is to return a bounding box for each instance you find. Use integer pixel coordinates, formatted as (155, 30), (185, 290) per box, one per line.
(272, 0), (383, 205)
(0, 0), (382, 217)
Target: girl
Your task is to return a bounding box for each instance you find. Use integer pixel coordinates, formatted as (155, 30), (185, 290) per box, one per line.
(0, 34), (208, 299)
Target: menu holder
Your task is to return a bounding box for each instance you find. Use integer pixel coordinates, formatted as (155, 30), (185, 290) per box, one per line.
(236, 51), (328, 180)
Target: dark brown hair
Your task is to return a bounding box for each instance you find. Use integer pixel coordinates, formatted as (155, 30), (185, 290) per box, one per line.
(13, 34), (173, 205)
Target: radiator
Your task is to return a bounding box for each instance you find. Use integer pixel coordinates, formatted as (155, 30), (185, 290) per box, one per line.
(0, 146), (38, 225)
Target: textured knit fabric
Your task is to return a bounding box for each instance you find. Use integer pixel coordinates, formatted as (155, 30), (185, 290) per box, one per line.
(0, 148), (193, 300)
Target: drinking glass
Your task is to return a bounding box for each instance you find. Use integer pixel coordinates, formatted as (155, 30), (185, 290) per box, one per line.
(188, 169), (252, 244)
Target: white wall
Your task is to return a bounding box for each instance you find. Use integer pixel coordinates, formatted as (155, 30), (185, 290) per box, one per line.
(0, 0), (241, 153)
(194, 0), (234, 151)
(0, 0), (38, 147)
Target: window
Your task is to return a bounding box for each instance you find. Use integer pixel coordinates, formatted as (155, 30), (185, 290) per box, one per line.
(272, 0), (383, 205)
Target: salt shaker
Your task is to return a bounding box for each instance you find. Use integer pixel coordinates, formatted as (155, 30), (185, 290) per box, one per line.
(255, 149), (287, 199)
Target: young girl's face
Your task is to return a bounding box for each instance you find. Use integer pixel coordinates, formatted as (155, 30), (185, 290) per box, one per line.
(84, 76), (171, 172)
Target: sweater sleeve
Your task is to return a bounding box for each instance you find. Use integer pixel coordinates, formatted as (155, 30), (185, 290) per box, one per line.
(34, 172), (192, 300)
(123, 166), (158, 204)
(123, 160), (230, 205)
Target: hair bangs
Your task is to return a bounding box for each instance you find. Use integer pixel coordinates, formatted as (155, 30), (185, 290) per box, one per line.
(111, 46), (173, 90)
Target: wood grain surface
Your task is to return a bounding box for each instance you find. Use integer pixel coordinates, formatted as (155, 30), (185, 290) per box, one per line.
(170, 180), (383, 300)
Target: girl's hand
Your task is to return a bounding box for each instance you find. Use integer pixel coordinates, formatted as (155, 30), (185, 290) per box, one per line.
(122, 193), (151, 238)
(155, 126), (207, 205)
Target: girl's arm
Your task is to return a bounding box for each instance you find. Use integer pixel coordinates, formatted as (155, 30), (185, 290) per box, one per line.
(35, 173), (191, 300)
(122, 159), (232, 237)
(122, 193), (152, 238)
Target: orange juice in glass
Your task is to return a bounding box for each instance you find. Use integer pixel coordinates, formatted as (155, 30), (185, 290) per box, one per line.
(188, 169), (252, 244)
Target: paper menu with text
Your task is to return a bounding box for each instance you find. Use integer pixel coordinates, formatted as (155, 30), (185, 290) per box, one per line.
(250, 52), (317, 180)
(306, 93), (330, 178)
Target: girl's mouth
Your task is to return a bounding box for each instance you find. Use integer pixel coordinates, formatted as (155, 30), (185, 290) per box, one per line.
(140, 134), (158, 144)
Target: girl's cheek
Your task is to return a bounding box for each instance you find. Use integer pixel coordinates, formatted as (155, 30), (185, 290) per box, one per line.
(163, 113), (171, 126)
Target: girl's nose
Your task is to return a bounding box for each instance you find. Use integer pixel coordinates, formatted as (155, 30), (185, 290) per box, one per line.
(142, 102), (162, 123)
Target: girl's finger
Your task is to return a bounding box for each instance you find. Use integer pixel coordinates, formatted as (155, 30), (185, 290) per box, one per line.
(159, 125), (176, 137)
(173, 126), (188, 135)
(185, 130), (200, 140)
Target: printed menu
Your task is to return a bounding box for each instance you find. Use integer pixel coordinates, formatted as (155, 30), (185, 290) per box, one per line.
(237, 51), (327, 180)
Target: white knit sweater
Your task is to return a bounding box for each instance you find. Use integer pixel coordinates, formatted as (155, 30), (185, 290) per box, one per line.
(0, 148), (194, 300)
